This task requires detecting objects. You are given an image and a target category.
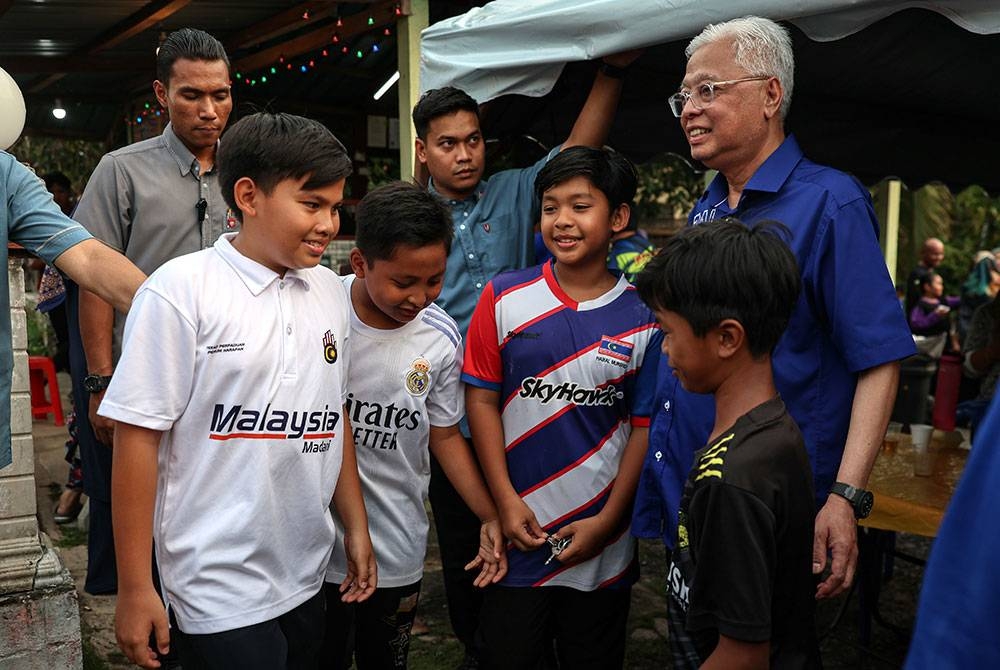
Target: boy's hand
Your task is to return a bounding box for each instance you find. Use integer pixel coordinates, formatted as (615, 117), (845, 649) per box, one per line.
(464, 519), (508, 587)
(498, 496), (548, 552)
(340, 528), (377, 603)
(602, 48), (644, 69)
(115, 586), (169, 669)
(551, 515), (613, 566)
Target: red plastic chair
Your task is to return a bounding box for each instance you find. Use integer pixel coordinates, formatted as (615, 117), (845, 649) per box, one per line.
(28, 355), (65, 425)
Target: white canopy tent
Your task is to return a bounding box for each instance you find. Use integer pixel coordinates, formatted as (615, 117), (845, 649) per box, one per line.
(419, 0), (1000, 193)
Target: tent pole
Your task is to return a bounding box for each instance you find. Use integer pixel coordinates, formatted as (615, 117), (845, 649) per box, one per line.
(397, 0), (428, 184)
(882, 179), (901, 284)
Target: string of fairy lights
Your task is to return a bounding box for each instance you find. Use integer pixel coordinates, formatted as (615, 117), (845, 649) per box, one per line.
(125, 4), (401, 128)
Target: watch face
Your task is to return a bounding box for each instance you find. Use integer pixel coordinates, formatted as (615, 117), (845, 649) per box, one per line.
(858, 491), (875, 519)
(84, 375), (109, 393)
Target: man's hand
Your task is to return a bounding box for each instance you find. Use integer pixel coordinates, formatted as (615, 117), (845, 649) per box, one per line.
(88, 390), (116, 448)
(115, 586), (169, 669)
(552, 515), (613, 567)
(602, 48), (644, 69)
(465, 519), (508, 587)
(813, 495), (858, 599)
(498, 496), (547, 552)
(340, 528), (377, 603)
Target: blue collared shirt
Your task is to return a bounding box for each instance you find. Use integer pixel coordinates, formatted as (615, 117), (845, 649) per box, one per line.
(1, 152), (91, 467)
(633, 135), (915, 536)
(432, 147), (559, 337)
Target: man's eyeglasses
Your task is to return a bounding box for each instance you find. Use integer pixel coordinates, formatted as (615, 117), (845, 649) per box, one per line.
(667, 76), (769, 117)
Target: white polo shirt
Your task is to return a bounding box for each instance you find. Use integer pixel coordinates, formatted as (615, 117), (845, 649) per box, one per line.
(326, 275), (463, 588)
(100, 233), (351, 634)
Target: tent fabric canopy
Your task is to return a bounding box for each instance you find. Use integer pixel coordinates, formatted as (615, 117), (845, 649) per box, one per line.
(420, 1), (1000, 192)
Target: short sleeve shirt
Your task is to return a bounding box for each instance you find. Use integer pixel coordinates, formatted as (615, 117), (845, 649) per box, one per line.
(667, 398), (821, 669)
(685, 135), (916, 503)
(462, 261), (662, 590)
(0, 152), (90, 467)
(73, 123), (238, 360)
(433, 147), (560, 336)
(326, 275), (464, 588)
(99, 234), (351, 634)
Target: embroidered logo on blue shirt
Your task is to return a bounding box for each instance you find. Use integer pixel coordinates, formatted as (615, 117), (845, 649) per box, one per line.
(598, 336), (633, 363)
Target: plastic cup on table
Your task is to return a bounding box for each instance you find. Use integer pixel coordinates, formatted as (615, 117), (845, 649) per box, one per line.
(910, 423), (934, 476)
(883, 421), (903, 454)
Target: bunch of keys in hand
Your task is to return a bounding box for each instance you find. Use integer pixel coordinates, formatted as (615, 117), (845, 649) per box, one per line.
(544, 534), (572, 565)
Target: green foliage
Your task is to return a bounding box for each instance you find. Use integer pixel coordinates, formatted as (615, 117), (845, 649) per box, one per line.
(24, 296), (56, 357)
(369, 156), (401, 187)
(632, 154), (703, 225)
(6, 135), (105, 193)
(875, 180), (1000, 292)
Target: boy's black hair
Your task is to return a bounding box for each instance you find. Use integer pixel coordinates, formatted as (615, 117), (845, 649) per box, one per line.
(217, 113), (352, 223)
(412, 87), (479, 139)
(355, 181), (453, 263)
(534, 146), (637, 211)
(41, 171), (71, 191)
(156, 28), (230, 86)
(635, 218), (800, 357)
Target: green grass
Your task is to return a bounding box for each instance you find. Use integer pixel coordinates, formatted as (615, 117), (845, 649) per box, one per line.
(83, 639), (111, 670)
(54, 524), (88, 548)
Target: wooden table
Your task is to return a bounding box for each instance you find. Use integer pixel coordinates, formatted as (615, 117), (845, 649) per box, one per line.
(860, 435), (969, 537)
(852, 432), (969, 644)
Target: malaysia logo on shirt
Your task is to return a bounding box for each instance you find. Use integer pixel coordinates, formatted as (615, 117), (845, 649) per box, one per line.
(597, 335), (633, 363)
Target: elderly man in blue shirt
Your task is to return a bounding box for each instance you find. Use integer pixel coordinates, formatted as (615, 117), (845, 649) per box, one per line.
(633, 15), (915, 606)
(412, 50), (639, 668)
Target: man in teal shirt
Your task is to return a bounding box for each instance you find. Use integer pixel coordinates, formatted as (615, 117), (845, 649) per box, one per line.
(0, 152), (144, 468)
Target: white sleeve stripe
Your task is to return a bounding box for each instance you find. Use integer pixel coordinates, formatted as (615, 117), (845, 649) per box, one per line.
(421, 312), (460, 348)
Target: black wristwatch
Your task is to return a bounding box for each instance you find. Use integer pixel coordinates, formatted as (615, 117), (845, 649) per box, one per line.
(83, 374), (113, 394)
(829, 482), (874, 519)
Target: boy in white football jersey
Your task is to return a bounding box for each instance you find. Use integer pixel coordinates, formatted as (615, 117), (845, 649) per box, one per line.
(102, 113), (375, 670)
(323, 181), (505, 669)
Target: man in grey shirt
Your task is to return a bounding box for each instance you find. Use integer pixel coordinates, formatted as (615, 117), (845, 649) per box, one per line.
(70, 27), (234, 595)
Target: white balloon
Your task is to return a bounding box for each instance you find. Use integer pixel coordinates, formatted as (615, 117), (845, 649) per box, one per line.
(0, 66), (26, 150)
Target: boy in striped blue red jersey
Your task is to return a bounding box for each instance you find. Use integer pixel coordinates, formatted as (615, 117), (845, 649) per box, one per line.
(463, 146), (662, 669)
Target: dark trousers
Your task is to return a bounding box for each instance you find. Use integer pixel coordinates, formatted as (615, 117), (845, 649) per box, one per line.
(428, 452), (483, 658)
(66, 280), (117, 595)
(172, 590), (325, 670)
(478, 585), (631, 670)
(321, 580), (421, 669)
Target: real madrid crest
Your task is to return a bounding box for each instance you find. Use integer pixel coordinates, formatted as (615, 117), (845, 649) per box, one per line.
(405, 357), (432, 396)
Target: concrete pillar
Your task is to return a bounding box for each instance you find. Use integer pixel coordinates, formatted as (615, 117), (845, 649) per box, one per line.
(397, 0), (429, 183)
(0, 252), (82, 669)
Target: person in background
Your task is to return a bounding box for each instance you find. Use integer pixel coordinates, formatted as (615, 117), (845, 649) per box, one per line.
(957, 294), (1000, 438)
(957, 251), (1000, 343)
(905, 237), (945, 316)
(607, 217), (655, 282)
(70, 27), (235, 596)
(909, 271), (960, 358)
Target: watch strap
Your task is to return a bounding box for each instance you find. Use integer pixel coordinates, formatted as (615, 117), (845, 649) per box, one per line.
(599, 61), (629, 80)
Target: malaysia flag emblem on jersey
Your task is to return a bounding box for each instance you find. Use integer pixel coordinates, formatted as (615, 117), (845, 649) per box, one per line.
(598, 335), (633, 363)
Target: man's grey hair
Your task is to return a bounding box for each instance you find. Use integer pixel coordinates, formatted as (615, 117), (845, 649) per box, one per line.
(686, 16), (794, 120)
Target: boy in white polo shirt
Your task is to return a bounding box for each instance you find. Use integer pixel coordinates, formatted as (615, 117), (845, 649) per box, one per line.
(101, 113), (376, 670)
(322, 181), (505, 669)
